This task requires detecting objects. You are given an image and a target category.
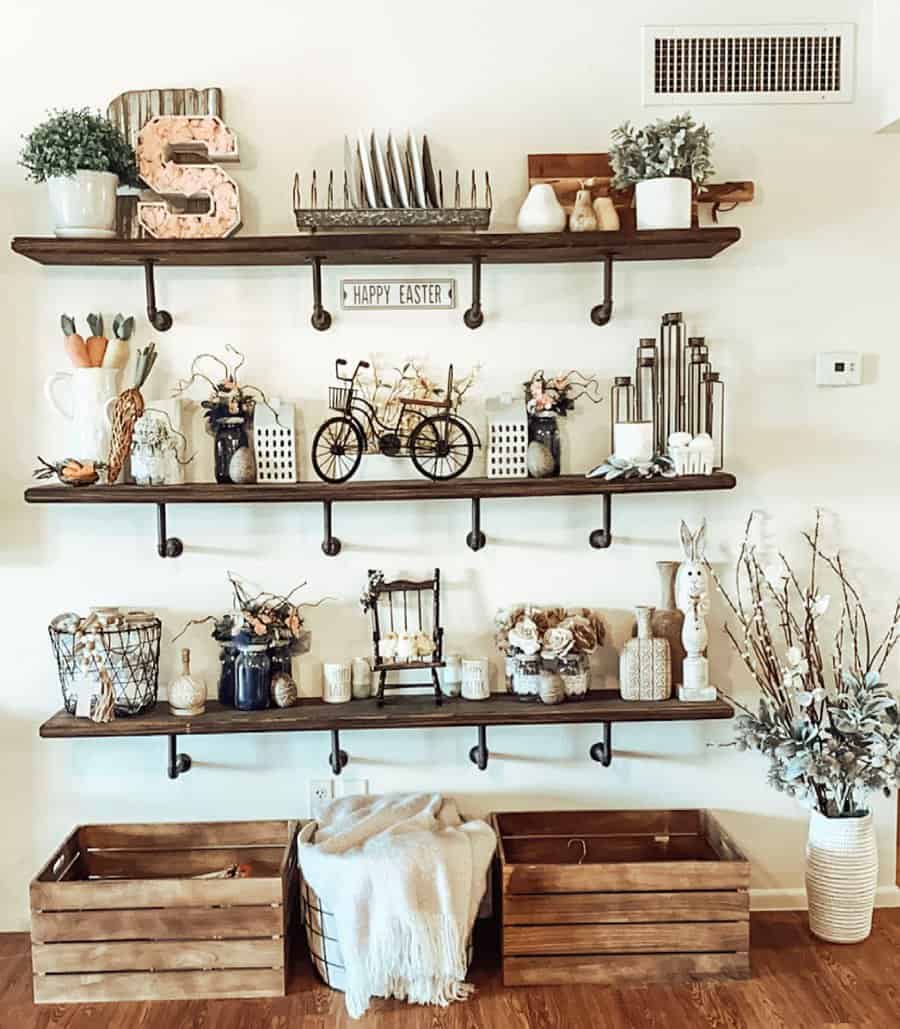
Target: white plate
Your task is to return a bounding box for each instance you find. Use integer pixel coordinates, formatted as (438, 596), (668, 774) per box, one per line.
(388, 132), (410, 209)
(371, 133), (394, 208)
(54, 228), (117, 239)
(344, 135), (360, 209)
(407, 131), (427, 208)
(356, 130), (378, 208)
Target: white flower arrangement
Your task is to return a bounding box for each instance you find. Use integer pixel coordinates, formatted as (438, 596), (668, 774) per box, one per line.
(712, 512), (900, 817)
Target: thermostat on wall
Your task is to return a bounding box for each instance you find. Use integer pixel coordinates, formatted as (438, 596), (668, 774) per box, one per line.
(816, 352), (862, 387)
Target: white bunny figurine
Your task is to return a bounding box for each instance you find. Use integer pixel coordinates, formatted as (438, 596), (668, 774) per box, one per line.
(676, 520), (714, 699)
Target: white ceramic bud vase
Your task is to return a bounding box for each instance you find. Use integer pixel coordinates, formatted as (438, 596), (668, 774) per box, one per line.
(635, 177), (692, 230)
(517, 184), (567, 233)
(806, 810), (878, 943)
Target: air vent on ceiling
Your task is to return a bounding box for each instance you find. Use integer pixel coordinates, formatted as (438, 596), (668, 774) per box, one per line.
(643, 24), (855, 105)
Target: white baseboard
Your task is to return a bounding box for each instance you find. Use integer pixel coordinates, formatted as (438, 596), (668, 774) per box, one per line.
(751, 885), (900, 911)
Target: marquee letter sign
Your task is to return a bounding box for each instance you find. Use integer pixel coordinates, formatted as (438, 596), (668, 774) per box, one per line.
(137, 115), (241, 239)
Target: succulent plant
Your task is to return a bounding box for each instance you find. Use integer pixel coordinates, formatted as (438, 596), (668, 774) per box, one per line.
(609, 113), (714, 189)
(20, 108), (139, 185)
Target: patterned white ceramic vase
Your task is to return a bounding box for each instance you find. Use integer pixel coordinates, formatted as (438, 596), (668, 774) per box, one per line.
(806, 810), (878, 944)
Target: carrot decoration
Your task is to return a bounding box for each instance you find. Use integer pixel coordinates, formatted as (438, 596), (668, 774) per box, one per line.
(106, 342), (157, 484)
(102, 313), (134, 370)
(60, 314), (90, 368)
(85, 313), (108, 367)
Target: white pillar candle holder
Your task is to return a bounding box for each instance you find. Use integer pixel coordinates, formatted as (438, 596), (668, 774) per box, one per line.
(351, 657), (372, 700)
(441, 654), (463, 698)
(461, 658), (490, 701)
(322, 662), (352, 703)
(613, 421), (654, 463)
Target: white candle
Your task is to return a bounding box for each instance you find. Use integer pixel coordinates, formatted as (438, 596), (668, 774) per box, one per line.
(613, 421), (654, 462)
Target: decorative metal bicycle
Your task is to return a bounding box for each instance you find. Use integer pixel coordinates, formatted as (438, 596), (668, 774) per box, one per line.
(311, 359), (481, 483)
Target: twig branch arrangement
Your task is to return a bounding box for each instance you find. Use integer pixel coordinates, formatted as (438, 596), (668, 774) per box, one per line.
(710, 511), (900, 817)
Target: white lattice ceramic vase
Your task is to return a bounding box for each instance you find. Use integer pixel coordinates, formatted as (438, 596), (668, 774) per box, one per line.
(806, 810), (878, 944)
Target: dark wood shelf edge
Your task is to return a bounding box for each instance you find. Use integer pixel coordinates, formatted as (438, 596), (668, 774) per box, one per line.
(25, 472), (737, 506)
(39, 694), (734, 740)
(11, 227), (741, 268)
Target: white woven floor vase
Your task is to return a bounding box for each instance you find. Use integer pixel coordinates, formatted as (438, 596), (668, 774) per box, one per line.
(806, 810), (878, 944)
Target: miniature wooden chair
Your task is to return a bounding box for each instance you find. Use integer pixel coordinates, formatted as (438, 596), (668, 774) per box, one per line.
(367, 568), (444, 706)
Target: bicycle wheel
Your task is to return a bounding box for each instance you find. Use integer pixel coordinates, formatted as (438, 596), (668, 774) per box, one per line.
(409, 414), (474, 480)
(311, 417), (365, 483)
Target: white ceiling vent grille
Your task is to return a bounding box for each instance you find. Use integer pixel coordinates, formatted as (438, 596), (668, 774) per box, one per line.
(643, 24), (855, 105)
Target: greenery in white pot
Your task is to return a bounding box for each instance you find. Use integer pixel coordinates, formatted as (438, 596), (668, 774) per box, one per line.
(20, 108), (139, 236)
(19, 108), (138, 185)
(609, 113), (714, 190)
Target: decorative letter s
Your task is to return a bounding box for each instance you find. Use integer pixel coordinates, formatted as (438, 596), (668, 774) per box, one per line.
(137, 115), (241, 239)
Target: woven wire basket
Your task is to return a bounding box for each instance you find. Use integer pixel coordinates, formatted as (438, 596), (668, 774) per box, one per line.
(299, 824), (474, 992)
(328, 386), (353, 413)
(49, 616), (162, 716)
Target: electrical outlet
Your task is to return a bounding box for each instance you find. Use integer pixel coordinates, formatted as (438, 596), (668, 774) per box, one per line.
(816, 351), (862, 387)
(340, 778), (368, 796)
(309, 779), (333, 819)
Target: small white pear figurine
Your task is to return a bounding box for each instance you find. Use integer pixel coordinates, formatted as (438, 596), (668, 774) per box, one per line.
(569, 188), (598, 232)
(168, 648), (207, 716)
(593, 196), (621, 231)
(517, 184), (567, 233)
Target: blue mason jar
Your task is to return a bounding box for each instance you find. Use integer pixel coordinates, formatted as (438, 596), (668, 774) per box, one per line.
(235, 641), (271, 711)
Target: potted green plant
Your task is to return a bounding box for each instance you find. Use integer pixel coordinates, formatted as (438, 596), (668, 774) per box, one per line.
(19, 108), (138, 238)
(712, 512), (900, 944)
(609, 113), (713, 230)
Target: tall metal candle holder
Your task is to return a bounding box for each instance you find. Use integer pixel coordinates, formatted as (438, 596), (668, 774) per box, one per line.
(687, 337), (710, 437)
(703, 370), (725, 470)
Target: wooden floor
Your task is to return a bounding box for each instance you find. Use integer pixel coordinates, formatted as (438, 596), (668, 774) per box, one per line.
(2, 911), (899, 1029)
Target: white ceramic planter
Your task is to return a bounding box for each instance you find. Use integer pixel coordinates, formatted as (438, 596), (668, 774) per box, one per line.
(806, 810), (878, 943)
(517, 184), (567, 233)
(47, 170), (118, 238)
(635, 177), (692, 231)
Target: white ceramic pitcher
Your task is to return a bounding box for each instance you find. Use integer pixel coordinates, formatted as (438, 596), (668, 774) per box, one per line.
(44, 367), (120, 462)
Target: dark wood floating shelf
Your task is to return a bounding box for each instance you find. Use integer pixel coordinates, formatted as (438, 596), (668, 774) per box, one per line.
(11, 227), (740, 331)
(11, 228), (740, 267)
(40, 692), (735, 778)
(25, 472), (737, 558)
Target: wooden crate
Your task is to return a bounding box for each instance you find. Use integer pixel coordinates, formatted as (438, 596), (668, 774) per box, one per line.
(30, 819), (300, 1004)
(493, 809), (750, 987)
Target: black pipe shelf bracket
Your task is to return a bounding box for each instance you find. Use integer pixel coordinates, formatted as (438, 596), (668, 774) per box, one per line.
(588, 493), (612, 550)
(590, 255), (614, 327)
(468, 725), (489, 770)
(321, 500), (341, 556)
(168, 735), (192, 779)
(310, 256), (332, 331)
(466, 497), (486, 552)
(143, 259), (173, 332)
(330, 729), (349, 775)
(156, 504), (184, 558)
(463, 256), (484, 330)
(589, 722), (613, 766)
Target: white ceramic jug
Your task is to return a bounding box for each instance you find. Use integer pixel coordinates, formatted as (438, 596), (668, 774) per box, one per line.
(44, 367), (119, 463)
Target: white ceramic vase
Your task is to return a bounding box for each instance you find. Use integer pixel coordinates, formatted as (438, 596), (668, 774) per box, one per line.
(44, 367), (120, 465)
(461, 658), (490, 701)
(806, 810), (878, 943)
(517, 184), (567, 233)
(322, 662), (352, 703)
(635, 177), (692, 230)
(47, 170), (118, 238)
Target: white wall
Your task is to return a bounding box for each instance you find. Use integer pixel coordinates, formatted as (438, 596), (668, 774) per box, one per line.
(1, 0), (898, 930)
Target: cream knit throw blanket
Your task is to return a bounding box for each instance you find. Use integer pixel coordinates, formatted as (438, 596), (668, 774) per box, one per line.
(298, 793), (496, 1019)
